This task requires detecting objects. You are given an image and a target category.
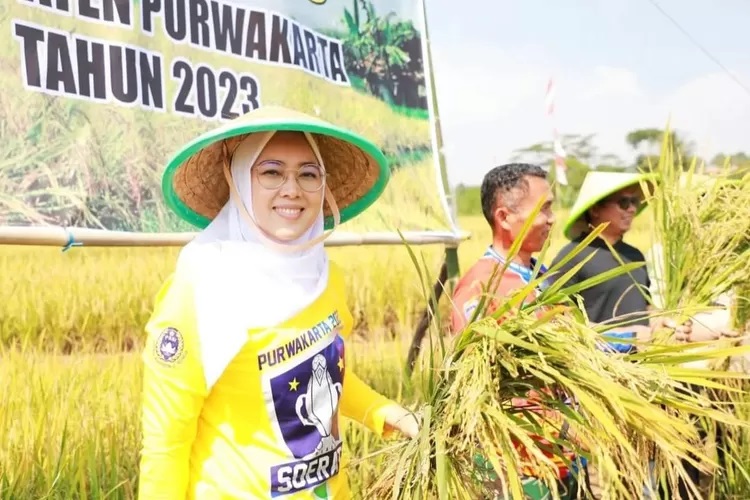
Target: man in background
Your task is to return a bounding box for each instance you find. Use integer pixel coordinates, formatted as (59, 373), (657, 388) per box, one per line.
(450, 163), (555, 335)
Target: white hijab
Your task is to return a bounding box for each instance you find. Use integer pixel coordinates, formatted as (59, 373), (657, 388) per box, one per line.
(176, 131), (330, 390)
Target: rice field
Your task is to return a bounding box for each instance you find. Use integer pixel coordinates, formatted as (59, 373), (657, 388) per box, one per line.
(0, 211), (653, 351)
(0, 211), (663, 499)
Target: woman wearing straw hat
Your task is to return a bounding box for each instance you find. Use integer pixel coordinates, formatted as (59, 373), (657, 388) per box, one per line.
(137, 106), (419, 499)
(549, 171), (682, 348)
(549, 171), (719, 498)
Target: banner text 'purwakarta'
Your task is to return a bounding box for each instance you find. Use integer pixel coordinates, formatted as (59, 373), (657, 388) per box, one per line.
(12, 0), (349, 122)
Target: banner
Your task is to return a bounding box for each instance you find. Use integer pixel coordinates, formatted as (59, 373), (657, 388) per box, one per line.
(2, 0), (454, 234)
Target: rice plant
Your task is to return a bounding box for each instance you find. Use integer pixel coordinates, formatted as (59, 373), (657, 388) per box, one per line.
(639, 129), (750, 499)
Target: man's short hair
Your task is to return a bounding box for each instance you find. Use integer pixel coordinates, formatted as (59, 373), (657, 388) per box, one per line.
(480, 163), (547, 228)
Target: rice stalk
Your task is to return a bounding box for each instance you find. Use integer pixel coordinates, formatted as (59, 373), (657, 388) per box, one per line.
(642, 129), (750, 325)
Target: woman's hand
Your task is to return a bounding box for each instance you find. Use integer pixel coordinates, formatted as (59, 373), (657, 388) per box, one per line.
(382, 403), (420, 439)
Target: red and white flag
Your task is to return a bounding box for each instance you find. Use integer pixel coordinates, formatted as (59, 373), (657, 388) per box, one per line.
(545, 78), (568, 185)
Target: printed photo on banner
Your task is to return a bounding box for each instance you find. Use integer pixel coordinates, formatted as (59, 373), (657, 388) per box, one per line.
(3, 0), (454, 236)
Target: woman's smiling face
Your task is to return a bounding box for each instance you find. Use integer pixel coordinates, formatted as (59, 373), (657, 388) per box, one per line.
(249, 132), (325, 242)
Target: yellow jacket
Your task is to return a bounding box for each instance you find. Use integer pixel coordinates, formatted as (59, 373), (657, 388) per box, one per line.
(138, 262), (394, 499)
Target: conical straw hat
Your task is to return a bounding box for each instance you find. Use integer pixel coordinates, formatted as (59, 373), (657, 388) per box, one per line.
(161, 105), (390, 230)
(563, 171), (654, 240)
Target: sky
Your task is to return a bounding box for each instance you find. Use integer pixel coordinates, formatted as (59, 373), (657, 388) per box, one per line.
(422, 0), (750, 187)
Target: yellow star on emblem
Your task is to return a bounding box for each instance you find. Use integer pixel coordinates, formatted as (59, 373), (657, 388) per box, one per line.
(289, 378), (300, 391)
(337, 357), (344, 371)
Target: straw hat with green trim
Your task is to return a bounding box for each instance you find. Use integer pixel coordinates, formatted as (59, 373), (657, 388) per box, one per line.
(563, 171), (653, 240)
(161, 105), (390, 230)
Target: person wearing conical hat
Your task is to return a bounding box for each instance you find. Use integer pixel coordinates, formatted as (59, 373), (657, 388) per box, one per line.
(549, 171), (706, 498)
(548, 171), (685, 348)
(137, 106), (419, 499)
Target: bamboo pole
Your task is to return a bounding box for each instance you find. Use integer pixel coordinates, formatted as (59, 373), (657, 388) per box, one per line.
(0, 225), (471, 249)
(407, 257), (449, 374)
(400, 0), (465, 375)
(420, 0), (459, 233)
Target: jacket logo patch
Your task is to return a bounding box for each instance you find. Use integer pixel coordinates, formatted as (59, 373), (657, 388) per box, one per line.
(154, 327), (185, 364)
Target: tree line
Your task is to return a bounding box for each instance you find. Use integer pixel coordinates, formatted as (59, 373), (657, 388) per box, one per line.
(455, 128), (750, 212)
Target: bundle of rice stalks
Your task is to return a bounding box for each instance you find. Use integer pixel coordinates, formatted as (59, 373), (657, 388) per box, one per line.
(642, 129), (750, 329)
(367, 292), (750, 499)
(604, 129), (750, 496)
(367, 217), (750, 500)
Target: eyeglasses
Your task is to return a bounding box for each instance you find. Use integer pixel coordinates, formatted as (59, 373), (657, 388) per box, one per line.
(609, 195), (641, 210)
(254, 164), (326, 192)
